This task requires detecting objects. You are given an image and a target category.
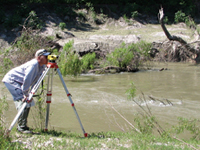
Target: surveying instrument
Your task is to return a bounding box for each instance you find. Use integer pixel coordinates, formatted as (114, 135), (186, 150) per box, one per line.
(6, 55), (88, 137)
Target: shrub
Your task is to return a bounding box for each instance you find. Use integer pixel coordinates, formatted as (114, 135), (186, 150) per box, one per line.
(174, 10), (186, 23)
(107, 41), (151, 69)
(107, 42), (134, 68)
(0, 48), (14, 73)
(25, 11), (44, 29)
(0, 96), (18, 149)
(58, 40), (82, 77)
(59, 22), (66, 30)
(131, 11), (138, 19)
(81, 52), (96, 71)
(13, 32), (49, 65)
(77, 12), (87, 22)
(185, 16), (196, 29)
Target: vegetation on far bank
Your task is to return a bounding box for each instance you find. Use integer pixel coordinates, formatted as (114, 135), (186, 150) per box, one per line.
(0, 10), (153, 75)
(0, 0), (199, 29)
(1, 0), (200, 73)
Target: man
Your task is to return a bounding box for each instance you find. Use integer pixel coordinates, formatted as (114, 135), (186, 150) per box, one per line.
(2, 49), (50, 133)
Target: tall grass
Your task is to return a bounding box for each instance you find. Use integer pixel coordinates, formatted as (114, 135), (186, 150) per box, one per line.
(0, 92), (22, 149)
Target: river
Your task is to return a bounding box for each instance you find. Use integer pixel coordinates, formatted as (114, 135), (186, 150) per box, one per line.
(1, 62), (200, 134)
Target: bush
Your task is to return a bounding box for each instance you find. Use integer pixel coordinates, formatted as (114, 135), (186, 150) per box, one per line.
(81, 52), (96, 71)
(25, 11), (44, 29)
(13, 32), (49, 65)
(0, 48), (14, 73)
(107, 41), (151, 69)
(59, 22), (66, 30)
(174, 10), (186, 23)
(0, 96), (18, 149)
(185, 16), (196, 29)
(107, 42), (134, 68)
(58, 40), (82, 77)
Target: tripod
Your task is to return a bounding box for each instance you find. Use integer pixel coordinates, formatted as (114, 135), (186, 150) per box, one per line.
(6, 55), (87, 137)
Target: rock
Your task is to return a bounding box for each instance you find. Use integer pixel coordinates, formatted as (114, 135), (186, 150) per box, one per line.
(89, 34), (140, 44)
(74, 42), (109, 58)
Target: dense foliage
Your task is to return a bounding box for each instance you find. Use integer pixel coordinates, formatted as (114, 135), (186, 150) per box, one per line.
(107, 41), (151, 69)
(0, 0), (199, 28)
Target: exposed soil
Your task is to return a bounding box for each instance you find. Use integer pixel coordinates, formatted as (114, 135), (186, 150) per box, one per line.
(0, 7), (200, 64)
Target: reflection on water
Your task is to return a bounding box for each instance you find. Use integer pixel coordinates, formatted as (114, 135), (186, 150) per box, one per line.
(1, 62), (200, 134)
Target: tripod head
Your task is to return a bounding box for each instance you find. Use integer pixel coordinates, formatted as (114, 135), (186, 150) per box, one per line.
(48, 55), (59, 62)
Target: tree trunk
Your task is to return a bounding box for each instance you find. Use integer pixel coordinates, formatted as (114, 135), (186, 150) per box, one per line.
(158, 7), (187, 44)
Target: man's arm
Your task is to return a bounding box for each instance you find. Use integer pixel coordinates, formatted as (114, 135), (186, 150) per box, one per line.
(21, 64), (37, 97)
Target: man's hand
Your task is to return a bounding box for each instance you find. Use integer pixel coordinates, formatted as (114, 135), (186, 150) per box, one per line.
(22, 96), (33, 103)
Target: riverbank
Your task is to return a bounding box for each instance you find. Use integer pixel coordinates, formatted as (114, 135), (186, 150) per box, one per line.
(0, 6), (198, 66)
(6, 130), (200, 149)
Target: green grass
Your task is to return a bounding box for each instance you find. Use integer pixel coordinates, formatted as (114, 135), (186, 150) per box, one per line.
(4, 130), (200, 149)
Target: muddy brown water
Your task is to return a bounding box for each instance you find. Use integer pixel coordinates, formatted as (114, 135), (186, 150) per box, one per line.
(1, 62), (200, 134)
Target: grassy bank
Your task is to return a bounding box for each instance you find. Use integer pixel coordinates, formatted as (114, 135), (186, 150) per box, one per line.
(1, 91), (200, 149)
(2, 129), (200, 149)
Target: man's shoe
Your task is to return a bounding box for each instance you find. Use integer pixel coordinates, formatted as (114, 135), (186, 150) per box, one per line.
(17, 126), (32, 134)
(23, 126), (30, 130)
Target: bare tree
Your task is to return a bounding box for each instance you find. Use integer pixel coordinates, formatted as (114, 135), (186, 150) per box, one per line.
(157, 7), (200, 63)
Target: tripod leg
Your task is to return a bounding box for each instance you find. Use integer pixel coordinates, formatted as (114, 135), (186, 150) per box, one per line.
(6, 66), (50, 135)
(6, 102), (27, 135)
(56, 68), (87, 137)
(45, 68), (53, 131)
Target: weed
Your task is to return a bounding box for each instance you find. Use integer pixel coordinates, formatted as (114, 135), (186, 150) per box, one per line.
(31, 92), (46, 130)
(126, 82), (136, 99)
(77, 12), (87, 22)
(0, 93), (21, 149)
(123, 14), (130, 23)
(1, 58), (13, 74)
(173, 117), (200, 140)
(59, 22), (66, 30)
(86, 2), (97, 23)
(185, 16), (196, 29)
(131, 11), (138, 19)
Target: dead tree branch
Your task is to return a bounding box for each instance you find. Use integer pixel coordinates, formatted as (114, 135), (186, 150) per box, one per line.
(157, 7), (200, 63)
(158, 7), (187, 44)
